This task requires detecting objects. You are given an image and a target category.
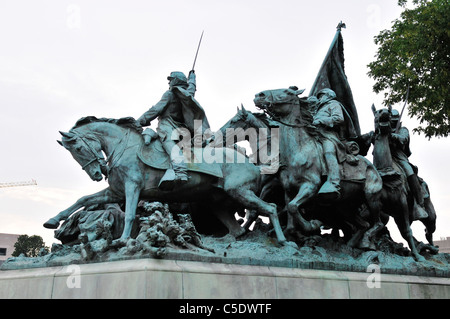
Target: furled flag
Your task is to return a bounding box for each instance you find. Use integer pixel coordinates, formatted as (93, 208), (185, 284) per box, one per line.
(309, 22), (361, 139)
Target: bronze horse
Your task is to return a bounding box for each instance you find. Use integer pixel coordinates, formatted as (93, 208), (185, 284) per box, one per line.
(253, 88), (385, 249)
(214, 106), (285, 230)
(370, 106), (437, 260)
(43, 116), (289, 246)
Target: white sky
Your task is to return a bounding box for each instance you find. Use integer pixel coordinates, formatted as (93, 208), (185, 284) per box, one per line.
(0, 0), (448, 248)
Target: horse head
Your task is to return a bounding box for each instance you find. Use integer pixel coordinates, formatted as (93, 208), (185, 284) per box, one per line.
(215, 105), (259, 146)
(229, 105), (250, 127)
(58, 130), (106, 182)
(372, 104), (393, 135)
(253, 87), (305, 117)
(231, 105), (268, 129)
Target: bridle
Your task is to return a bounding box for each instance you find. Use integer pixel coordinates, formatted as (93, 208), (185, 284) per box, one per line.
(259, 103), (308, 129)
(71, 131), (108, 172)
(70, 128), (135, 179)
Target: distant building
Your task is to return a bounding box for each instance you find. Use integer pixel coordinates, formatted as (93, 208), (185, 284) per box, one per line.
(434, 237), (450, 254)
(0, 233), (20, 265)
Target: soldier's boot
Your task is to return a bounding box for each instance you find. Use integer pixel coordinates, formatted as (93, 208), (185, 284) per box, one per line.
(142, 128), (158, 145)
(318, 152), (341, 201)
(159, 141), (189, 190)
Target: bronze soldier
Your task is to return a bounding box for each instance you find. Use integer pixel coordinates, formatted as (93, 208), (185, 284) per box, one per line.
(389, 109), (428, 214)
(137, 70), (210, 189)
(312, 88), (348, 200)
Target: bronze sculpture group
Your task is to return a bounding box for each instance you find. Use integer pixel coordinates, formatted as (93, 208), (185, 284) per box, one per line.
(42, 26), (439, 263)
(42, 69), (438, 262)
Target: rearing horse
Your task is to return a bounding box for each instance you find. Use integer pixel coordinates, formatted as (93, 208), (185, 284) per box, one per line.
(43, 116), (288, 246)
(215, 106), (285, 230)
(254, 88), (385, 249)
(370, 106), (432, 261)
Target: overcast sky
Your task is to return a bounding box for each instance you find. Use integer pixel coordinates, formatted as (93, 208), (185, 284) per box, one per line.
(1, 0), (448, 247)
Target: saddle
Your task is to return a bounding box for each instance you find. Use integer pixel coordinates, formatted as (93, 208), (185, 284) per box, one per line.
(317, 140), (370, 183)
(137, 130), (223, 179)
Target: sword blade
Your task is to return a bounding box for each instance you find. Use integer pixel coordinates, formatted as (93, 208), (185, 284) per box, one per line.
(395, 84), (410, 132)
(192, 30), (204, 70)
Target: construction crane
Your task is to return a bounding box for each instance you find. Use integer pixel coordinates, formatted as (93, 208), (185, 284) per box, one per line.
(0, 179), (37, 188)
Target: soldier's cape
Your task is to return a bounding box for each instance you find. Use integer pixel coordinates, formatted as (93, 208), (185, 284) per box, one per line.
(309, 24), (361, 140)
(171, 86), (210, 136)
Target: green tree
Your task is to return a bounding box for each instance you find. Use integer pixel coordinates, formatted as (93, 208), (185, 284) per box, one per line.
(368, 0), (449, 138)
(12, 235), (49, 257)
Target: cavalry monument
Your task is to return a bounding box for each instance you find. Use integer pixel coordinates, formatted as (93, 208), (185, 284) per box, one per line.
(1, 24), (449, 299)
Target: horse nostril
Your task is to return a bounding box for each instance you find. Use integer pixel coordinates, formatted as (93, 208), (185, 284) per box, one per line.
(94, 171), (102, 180)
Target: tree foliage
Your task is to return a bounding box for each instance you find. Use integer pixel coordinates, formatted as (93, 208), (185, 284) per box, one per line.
(368, 0), (449, 138)
(12, 235), (49, 257)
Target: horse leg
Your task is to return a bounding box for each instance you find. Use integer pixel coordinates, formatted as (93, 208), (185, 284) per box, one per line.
(359, 194), (384, 250)
(423, 197), (437, 246)
(243, 177), (279, 230)
(242, 210), (258, 230)
(356, 166), (384, 249)
(394, 198), (426, 262)
(212, 207), (246, 238)
(229, 187), (287, 245)
(120, 182), (141, 240)
(410, 198), (439, 254)
(286, 183), (322, 234)
(284, 193), (295, 234)
(43, 187), (120, 229)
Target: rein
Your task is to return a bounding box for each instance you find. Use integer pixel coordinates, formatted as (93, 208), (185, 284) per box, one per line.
(73, 128), (136, 178)
(262, 108), (309, 129)
(74, 132), (107, 171)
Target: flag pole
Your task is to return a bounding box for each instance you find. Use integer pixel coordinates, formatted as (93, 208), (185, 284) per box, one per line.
(310, 21), (346, 96)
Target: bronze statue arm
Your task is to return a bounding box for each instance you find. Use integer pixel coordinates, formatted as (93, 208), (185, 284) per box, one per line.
(187, 70), (196, 96)
(313, 103), (344, 128)
(137, 90), (172, 126)
(391, 126), (409, 145)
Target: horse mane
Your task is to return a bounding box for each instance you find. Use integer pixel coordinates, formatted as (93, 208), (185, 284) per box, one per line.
(72, 116), (143, 133)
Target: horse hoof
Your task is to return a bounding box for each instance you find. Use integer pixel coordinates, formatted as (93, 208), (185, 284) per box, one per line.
(284, 225), (295, 235)
(429, 245), (440, 254)
(232, 228), (246, 238)
(359, 240), (376, 251)
(281, 240), (298, 249)
(43, 218), (60, 229)
(310, 220), (322, 233)
(414, 254), (426, 263)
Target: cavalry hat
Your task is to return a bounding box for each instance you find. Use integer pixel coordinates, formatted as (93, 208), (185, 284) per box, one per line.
(167, 71), (187, 82)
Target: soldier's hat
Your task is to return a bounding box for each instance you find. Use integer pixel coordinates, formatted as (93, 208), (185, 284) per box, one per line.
(317, 88), (336, 99)
(167, 71), (187, 82)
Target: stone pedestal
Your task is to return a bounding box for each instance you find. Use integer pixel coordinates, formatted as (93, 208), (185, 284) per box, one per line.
(1, 258), (449, 299)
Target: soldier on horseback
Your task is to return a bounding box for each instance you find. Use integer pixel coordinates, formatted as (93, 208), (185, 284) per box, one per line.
(389, 109), (428, 217)
(312, 88), (348, 200)
(137, 70), (210, 189)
